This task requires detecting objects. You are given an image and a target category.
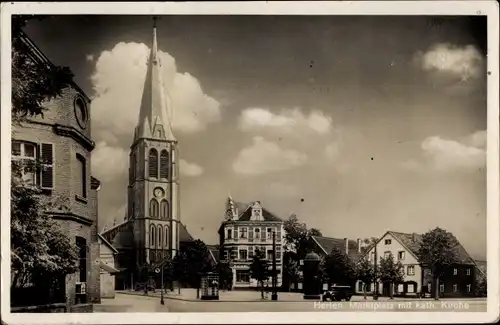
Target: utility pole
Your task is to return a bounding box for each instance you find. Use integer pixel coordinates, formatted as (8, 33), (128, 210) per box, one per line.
(272, 231), (278, 301)
(373, 241), (379, 300)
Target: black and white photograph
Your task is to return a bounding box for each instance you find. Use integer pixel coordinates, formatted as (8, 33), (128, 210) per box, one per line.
(1, 1), (499, 324)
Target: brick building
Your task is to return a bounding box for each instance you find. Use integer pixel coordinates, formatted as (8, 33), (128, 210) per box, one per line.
(11, 30), (101, 309)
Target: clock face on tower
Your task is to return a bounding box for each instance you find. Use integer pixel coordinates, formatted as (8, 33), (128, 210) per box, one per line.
(154, 187), (165, 198)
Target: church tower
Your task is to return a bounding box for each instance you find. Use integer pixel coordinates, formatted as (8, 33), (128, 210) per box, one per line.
(127, 18), (180, 267)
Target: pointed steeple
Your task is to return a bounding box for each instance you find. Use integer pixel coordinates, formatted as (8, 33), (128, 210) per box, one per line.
(134, 17), (176, 142)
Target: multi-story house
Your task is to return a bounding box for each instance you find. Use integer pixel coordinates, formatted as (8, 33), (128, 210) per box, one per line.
(218, 197), (285, 289)
(356, 231), (480, 298)
(11, 30), (101, 310)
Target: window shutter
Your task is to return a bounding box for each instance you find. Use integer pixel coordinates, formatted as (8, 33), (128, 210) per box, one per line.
(261, 227), (266, 241)
(40, 143), (54, 190)
(249, 246), (254, 258)
(277, 227), (282, 242)
(234, 227), (239, 242)
(249, 228), (254, 240)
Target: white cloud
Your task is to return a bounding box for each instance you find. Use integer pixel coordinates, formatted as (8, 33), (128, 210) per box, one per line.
(416, 43), (483, 79)
(420, 132), (486, 171)
(91, 141), (129, 182)
(232, 136), (307, 175)
(90, 42), (221, 142)
(179, 159), (204, 177)
(238, 108), (332, 135)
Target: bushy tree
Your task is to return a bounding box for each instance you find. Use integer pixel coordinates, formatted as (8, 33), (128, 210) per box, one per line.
(356, 258), (376, 300)
(10, 167), (79, 290)
(284, 214), (322, 259)
(417, 227), (460, 300)
(172, 240), (213, 298)
(216, 261), (233, 291)
(321, 247), (356, 286)
(282, 251), (300, 291)
(249, 249), (271, 299)
(378, 253), (404, 299)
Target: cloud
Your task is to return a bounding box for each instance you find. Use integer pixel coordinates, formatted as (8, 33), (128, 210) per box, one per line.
(90, 42), (221, 143)
(403, 130), (486, 172)
(416, 43), (483, 79)
(238, 108), (332, 135)
(324, 142), (340, 162)
(91, 141), (129, 182)
(232, 136), (307, 175)
(179, 159), (204, 177)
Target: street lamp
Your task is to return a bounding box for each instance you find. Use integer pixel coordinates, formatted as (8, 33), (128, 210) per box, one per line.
(271, 231), (278, 301)
(155, 266), (165, 305)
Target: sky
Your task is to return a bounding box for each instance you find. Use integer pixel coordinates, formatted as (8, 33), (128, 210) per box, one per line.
(22, 15), (487, 260)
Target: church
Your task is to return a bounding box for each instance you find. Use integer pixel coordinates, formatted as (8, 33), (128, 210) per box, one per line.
(100, 20), (194, 290)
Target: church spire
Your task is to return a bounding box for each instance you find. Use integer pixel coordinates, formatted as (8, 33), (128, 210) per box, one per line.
(134, 17), (176, 142)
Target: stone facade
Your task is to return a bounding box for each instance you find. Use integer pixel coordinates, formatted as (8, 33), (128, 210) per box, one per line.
(11, 31), (100, 306)
(218, 199), (285, 289)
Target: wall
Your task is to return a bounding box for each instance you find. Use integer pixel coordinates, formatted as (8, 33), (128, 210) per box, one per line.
(355, 232), (422, 295)
(12, 85), (100, 306)
(100, 273), (116, 298)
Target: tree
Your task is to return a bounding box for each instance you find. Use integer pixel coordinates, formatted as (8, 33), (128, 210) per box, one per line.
(283, 214), (322, 259)
(10, 166), (79, 304)
(475, 276), (487, 297)
(172, 240), (213, 298)
(356, 258), (376, 300)
(321, 247), (356, 287)
(249, 249), (271, 299)
(282, 251), (300, 291)
(216, 261), (233, 291)
(12, 15), (74, 123)
(378, 253), (404, 299)
(417, 227), (460, 300)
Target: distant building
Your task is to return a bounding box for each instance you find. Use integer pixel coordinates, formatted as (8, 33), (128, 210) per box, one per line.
(356, 231), (480, 298)
(218, 197), (285, 289)
(98, 234), (119, 299)
(11, 30), (101, 309)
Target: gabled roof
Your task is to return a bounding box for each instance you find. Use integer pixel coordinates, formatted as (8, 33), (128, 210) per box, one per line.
(179, 223), (194, 242)
(98, 233), (118, 254)
(99, 260), (120, 274)
(474, 260), (487, 278)
(311, 236), (363, 261)
(360, 230), (477, 266)
(207, 245), (220, 264)
(111, 228), (134, 250)
(235, 201), (283, 222)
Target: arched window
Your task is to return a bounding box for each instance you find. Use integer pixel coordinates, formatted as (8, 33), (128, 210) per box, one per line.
(158, 225), (163, 248)
(164, 226), (169, 248)
(148, 149), (158, 178)
(160, 200), (169, 219)
(129, 153), (135, 183)
(160, 150), (169, 179)
(150, 224), (156, 248)
(149, 199), (159, 218)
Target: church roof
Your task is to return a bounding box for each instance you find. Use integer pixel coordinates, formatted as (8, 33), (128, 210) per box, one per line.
(179, 223), (194, 242)
(134, 19), (175, 142)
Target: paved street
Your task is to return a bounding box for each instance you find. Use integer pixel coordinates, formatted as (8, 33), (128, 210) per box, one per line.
(94, 293), (170, 313)
(106, 290), (486, 313)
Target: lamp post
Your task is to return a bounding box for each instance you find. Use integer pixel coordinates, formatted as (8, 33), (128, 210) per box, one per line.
(161, 264), (165, 305)
(271, 231), (278, 301)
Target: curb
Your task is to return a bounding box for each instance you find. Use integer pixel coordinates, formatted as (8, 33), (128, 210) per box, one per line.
(116, 292), (487, 304)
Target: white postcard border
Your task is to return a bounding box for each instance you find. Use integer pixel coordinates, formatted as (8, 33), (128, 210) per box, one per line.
(1, 1), (499, 324)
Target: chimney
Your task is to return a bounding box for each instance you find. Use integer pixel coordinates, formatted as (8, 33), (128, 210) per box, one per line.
(357, 238), (362, 253)
(412, 233), (417, 242)
(344, 238), (349, 254)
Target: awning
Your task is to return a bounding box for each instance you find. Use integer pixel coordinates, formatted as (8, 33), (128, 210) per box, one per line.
(99, 261), (120, 274)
